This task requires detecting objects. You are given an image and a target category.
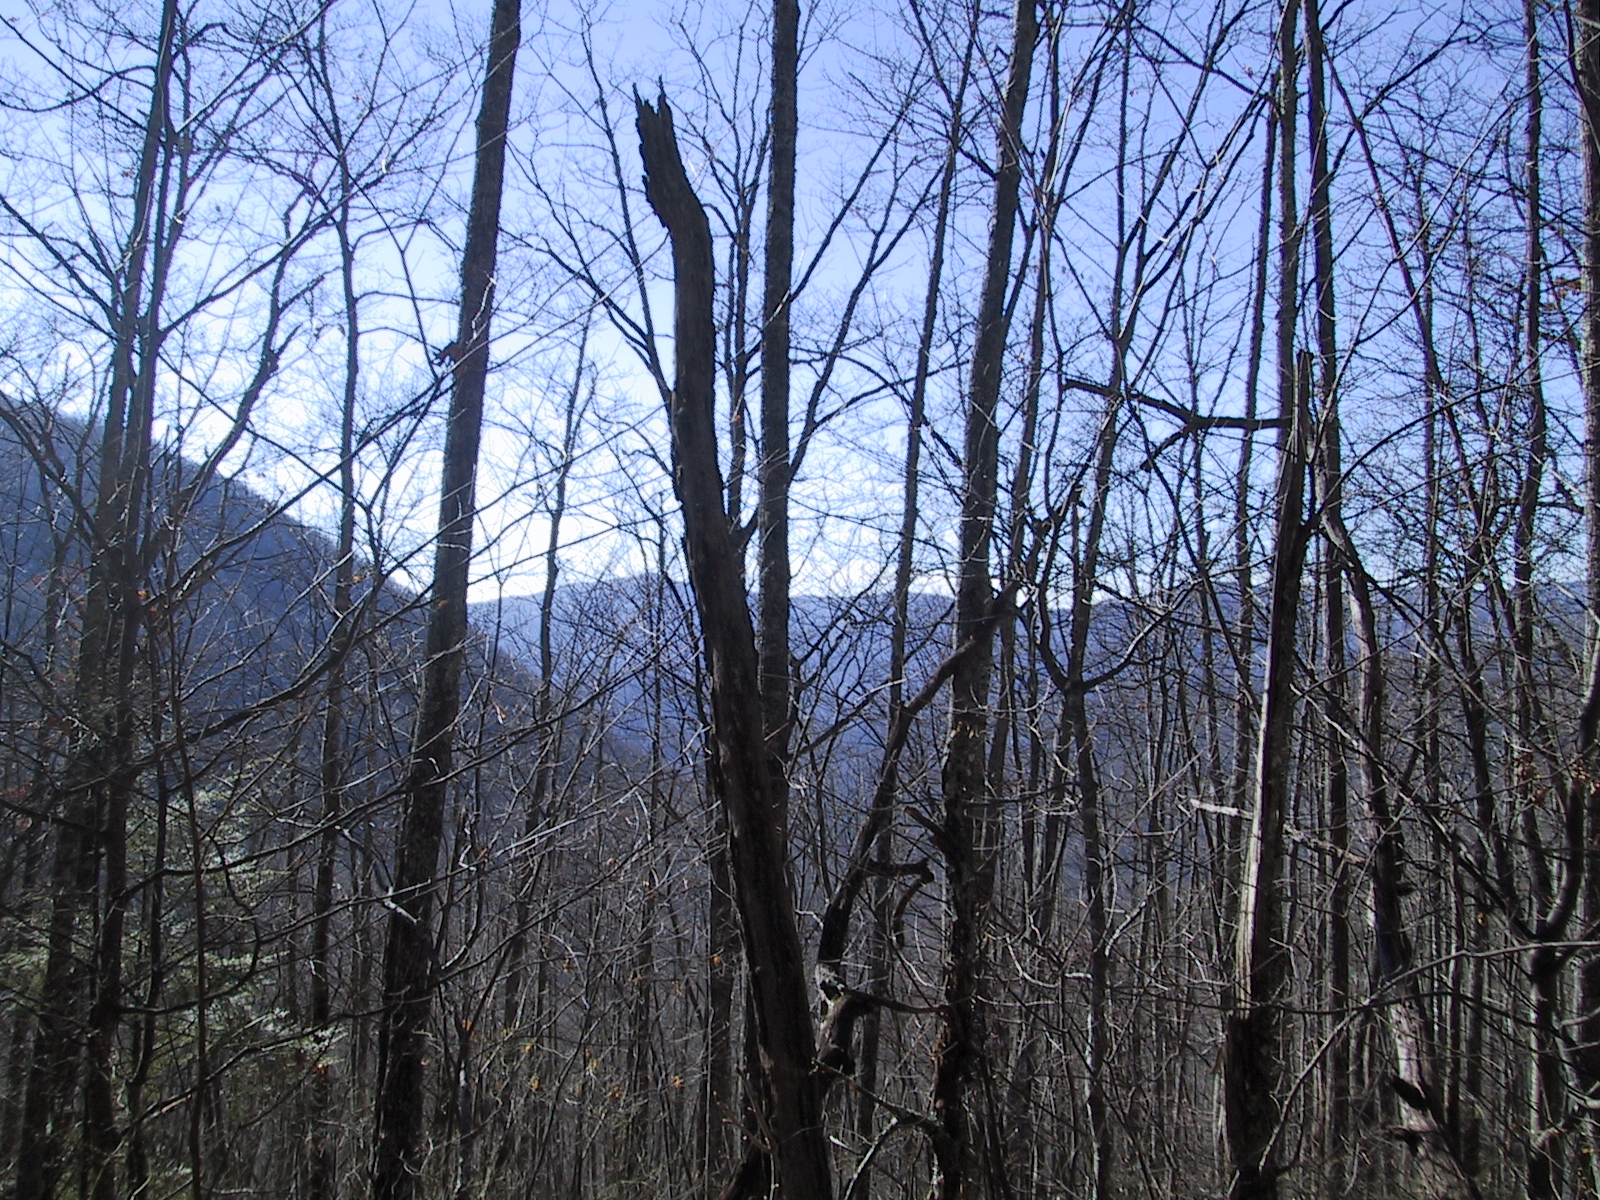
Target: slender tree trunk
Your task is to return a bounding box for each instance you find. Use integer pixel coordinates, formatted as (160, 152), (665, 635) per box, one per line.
(370, 3), (519, 1195)
(1570, 0), (1600, 1157)
(1581, 0), (1600, 659)
(996, 13), (1062, 1182)
(1033, 376), (1124, 1200)
(1047, 19), (1140, 1197)
(13, 4), (176, 1195)
(855, 11), (976, 1168)
(1035, 326), (1129, 1200)
(1529, 943), (1567, 1200)
(125, 672), (169, 1200)
(749, 8), (801, 1179)
(930, 3), (1036, 1197)
(491, 347), (580, 1200)
(626, 855), (656, 1200)
(705, 804), (737, 1185)
(1224, 351), (1307, 1200)
(1321, 519), (1479, 1198)
(174, 700), (211, 1200)
(0, 460), (64, 1170)
(1303, 3), (1350, 1185)
(1066, 425), (1118, 1200)
(758, 0), (800, 838)
(307, 66), (363, 1195)
(1222, 4), (1305, 1188)
(708, 137), (755, 1193)
(1513, 0), (1547, 854)
(636, 92), (832, 1200)
(1221, 102), (1275, 969)
(503, 332), (584, 1035)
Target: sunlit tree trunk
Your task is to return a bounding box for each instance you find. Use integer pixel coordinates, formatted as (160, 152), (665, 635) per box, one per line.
(1570, 0), (1600, 1171)
(1303, 2), (1352, 1186)
(1222, 2), (1305, 1189)
(1221, 102), (1275, 967)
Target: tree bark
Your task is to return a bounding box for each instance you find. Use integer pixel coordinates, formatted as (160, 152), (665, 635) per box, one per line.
(855, 7), (976, 1167)
(13, 3), (177, 1194)
(1303, 0), (1350, 1184)
(1571, 0), (1600, 1157)
(636, 92), (832, 1200)
(369, 2), (519, 1195)
(1222, 3), (1305, 1187)
(930, 2), (1036, 1197)
(759, 0), (800, 836)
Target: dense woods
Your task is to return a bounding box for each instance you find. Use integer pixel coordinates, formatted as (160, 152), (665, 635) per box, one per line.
(3, 0), (1600, 1196)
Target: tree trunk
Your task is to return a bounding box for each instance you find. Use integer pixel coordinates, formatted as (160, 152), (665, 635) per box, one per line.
(758, 0), (800, 838)
(13, 3), (177, 1194)
(1303, 0), (1350, 1186)
(1222, 3), (1305, 1185)
(636, 92), (833, 1200)
(503, 331), (584, 1033)
(126, 673), (170, 1200)
(1322, 521), (1479, 1200)
(369, 2), (519, 1195)
(930, 2), (1036, 1197)
(307, 46), (364, 1189)
(1571, 0), (1600, 1157)
(855, 9), (976, 1170)
(1221, 101), (1275, 966)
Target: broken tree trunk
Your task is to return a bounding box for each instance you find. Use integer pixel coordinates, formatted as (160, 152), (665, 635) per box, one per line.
(636, 92), (833, 1200)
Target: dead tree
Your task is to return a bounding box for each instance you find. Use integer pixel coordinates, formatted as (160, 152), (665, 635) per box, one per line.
(636, 92), (833, 1200)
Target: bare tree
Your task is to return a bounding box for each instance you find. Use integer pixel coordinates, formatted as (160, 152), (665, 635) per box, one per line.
(370, 0), (521, 1193)
(928, 3), (1036, 1198)
(636, 91), (834, 1200)
(1222, 2), (1306, 1194)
